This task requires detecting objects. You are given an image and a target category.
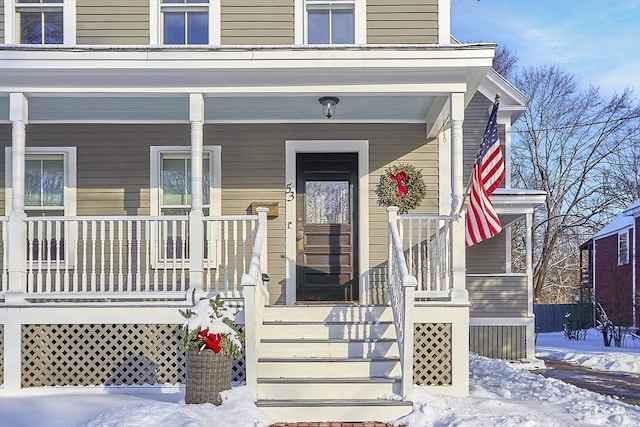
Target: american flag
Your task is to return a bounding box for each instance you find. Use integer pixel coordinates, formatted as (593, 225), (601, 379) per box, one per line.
(465, 98), (504, 247)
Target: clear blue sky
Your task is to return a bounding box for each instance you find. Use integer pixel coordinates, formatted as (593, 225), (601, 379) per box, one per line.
(451, 0), (640, 95)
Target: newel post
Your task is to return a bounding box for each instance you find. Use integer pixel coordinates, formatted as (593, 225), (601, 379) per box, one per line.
(387, 206), (399, 280)
(402, 275), (416, 399)
(241, 273), (258, 398)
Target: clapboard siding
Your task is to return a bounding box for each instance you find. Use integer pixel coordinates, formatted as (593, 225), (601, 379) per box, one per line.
(0, 125), (7, 213)
(469, 325), (526, 360)
(0, 123), (438, 304)
(463, 93), (507, 186)
(221, 0), (294, 45)
(367, 0), (439, 44)
(466, 231), (507, 273)
(467, 275), (528, 317)
(76, 0), (149, 45)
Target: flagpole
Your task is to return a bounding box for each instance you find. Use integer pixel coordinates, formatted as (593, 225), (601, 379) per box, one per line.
(455, 93), (501, 217)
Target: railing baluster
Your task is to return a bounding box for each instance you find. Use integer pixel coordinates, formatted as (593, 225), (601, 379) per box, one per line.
(134, 220), (141, 293)
(127, 221), (133, 291)
(100, 220), (106, 291)
(143, 220), (150, 292)
(224, 220), (229, 295)
(108, 220), (114, 290)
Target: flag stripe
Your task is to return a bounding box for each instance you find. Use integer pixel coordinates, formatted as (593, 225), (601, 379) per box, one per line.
(465, 99), (505, 247)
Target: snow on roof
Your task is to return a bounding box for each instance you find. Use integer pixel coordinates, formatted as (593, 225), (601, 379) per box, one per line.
(623, 198), (640, 216)
(594, 211), (634, 239)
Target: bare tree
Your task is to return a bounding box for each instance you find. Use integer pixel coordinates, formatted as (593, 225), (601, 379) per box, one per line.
(512, 65), (640, 302)
(492, 45), (518, 79)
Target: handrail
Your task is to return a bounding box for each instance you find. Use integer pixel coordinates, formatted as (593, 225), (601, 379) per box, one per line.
(387, 207), (417, 400)
(241, 207), (270, 399)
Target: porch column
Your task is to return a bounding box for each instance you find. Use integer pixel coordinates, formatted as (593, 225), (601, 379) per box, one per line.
(189, 94), (204, 297)
(450, 93), (468, 303)
(525, 212), (536, 358)
(6, 93), (29, 304)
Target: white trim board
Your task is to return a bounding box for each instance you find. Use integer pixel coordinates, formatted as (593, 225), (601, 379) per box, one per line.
(285, 140), (369, 305)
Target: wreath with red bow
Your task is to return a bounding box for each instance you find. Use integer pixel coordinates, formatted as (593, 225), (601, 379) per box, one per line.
(375, 163), (427, 214)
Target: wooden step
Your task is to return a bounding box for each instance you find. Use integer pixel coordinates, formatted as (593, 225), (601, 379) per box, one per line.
(262, 320), (396, 340)
(256, 399), (413, 423)
(257, 377), (401, 400)
(259, 338), (399, 358)
(263, 305), (393, 323)
(257, 356), (401, 378)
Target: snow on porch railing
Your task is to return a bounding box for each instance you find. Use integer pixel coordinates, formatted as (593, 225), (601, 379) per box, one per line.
(398, 213), (455, 299)
(22, 215), (260, 300)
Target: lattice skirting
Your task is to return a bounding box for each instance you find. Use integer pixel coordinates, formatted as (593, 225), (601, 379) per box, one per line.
(413, 323), (452, 386)
(20, 324), (245, 388)
(470, 325), (527, 360)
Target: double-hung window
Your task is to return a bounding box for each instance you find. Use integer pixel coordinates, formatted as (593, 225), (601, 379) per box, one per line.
(15, 0), (64, 44)
(5, 147), (77, 263)
(161, 0), (210, 45)
(305, 0), (356, 44)
(151, 146), (221, 262)
(618, 230), (630, 265)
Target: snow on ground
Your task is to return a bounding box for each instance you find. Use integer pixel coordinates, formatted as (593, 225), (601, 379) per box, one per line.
(0, 329), (639, 427)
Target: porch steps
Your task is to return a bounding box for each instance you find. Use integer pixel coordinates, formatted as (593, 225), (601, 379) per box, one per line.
(255, 305), (412, 423)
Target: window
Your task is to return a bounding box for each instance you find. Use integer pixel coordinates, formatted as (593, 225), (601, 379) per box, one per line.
(15, 0), (64, 44)
(150, 146), (221, 262)
(305, 0), (355, 44)
(618, 230), (630, 265)
(5, 147), (77, 263)
(161, 0), (210, 45)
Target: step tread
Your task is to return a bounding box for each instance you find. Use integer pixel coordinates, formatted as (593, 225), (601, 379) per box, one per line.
(261, 338), (396, 343)
(263, 320), (393, 325)
(259, 357), (400, 362)
(258, 377), (401, 384)
(256, 399), (412, 407)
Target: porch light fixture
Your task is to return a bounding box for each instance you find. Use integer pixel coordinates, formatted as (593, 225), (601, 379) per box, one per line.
(319, 96), (340, 119)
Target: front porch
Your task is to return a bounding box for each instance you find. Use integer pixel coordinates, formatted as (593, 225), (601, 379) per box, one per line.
(0, 208), (468, 421)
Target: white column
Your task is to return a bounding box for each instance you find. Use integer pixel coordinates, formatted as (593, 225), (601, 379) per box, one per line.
(6, 93), (28, 304)
(189, 94), (204, 297)
(450, 93), (468, 303)
(525, 212), (536, 358)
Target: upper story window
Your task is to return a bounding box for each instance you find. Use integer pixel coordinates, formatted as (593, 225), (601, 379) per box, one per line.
(160, 0), (211, 45)
(296, 0), (365, 45)
(8, 0), (75, 45)
(306, 0), (354, 44)
(618, 230), (630, 265)
(15, 0), (63, 44)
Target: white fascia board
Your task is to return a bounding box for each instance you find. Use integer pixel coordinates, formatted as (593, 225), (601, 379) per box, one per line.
(485, 189), (546, 215)
(478, 70), (527, 123)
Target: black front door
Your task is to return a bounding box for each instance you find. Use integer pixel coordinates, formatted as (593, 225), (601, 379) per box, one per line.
(296, 153), (359, 302)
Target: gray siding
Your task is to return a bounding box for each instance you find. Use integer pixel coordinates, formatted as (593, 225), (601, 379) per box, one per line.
(466, 232), (507, 273)
(467, 274), (528, 317)
(470, 325), (527, 360)
(221, 0), (294, 45)
(0, 123), (438, 304)
(76, 0), (149, 45)
(0, 125), (7, 214)
(367, 0), (439, 44)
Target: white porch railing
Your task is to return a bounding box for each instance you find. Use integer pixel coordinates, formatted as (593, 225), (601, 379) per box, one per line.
(398, 213), (456, 299)
(0, 216), (7, 293)
(241, 207), (270, 398)
(0, 214), (264, 301)
(387, 207), (417, 399)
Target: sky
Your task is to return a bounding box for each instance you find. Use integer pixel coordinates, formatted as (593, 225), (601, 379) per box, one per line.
(0, 330), (639, 426)
(450, 0), (640, 95)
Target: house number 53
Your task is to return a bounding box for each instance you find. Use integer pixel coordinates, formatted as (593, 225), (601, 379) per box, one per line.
(285, 183), (295, 202)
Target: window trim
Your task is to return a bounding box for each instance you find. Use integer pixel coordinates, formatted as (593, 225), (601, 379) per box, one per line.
(295, 0), (365, 45)
(5, 0), (76, 45)
(149, 0), (220, 45)
(5, 146), (77, 268)
(618, 230), (630, 266)
(150, 146), (221, 266)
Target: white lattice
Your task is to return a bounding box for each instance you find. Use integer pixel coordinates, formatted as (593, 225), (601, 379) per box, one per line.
(413, 323), (452, 386)
(0, 325), (4, 385)
(21, 324), (245, 387)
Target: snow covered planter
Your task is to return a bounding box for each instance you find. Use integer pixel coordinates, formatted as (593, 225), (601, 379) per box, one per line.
(179, 296), (243, 405)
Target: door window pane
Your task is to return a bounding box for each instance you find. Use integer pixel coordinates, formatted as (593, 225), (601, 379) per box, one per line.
(306, 181), (349, 224)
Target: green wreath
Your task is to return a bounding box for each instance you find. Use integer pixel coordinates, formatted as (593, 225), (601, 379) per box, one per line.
(376, 163), (427, 214)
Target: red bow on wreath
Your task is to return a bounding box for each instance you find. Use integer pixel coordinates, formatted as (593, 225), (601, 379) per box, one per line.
(390, 171), (407, 196)
(197, 328), (223, 353)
